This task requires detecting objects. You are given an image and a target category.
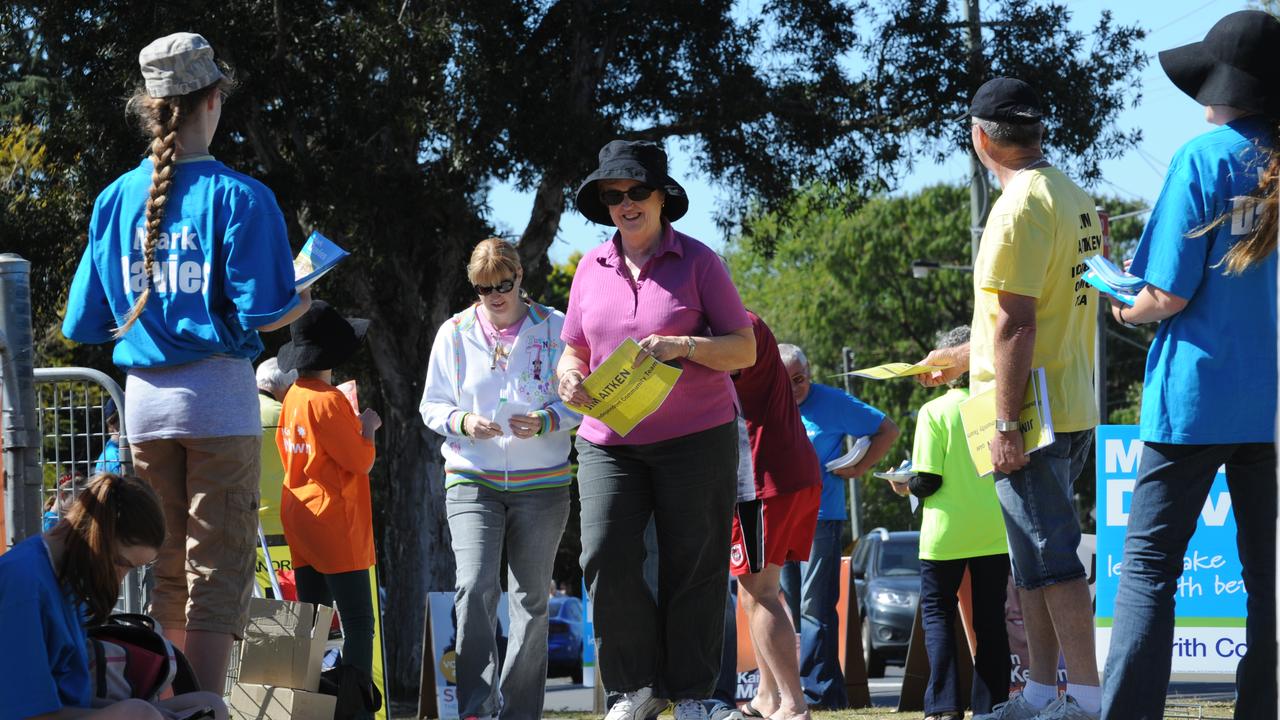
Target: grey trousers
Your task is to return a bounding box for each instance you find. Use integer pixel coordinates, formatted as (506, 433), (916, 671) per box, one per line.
(577, 420), (738, 700)
(446, 483), (571, 720)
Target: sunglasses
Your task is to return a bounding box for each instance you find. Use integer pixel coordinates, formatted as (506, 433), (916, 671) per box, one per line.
(599, 186), (656, 206)
(474, 277), (516, 296)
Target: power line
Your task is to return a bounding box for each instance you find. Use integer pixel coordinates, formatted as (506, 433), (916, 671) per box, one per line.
(1149, 0), (1226, 35)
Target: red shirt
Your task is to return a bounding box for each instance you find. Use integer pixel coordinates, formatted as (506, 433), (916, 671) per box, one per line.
(732, 312), (822, 498)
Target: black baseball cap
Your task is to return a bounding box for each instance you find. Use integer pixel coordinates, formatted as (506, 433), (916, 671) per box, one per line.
(969, 77), (1044, 124)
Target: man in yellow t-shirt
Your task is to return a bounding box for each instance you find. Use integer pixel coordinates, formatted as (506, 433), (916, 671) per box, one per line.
(918, 78), (1101, 720)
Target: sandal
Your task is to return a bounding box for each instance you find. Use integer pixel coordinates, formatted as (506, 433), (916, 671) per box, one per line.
(741, 700), (767, 718)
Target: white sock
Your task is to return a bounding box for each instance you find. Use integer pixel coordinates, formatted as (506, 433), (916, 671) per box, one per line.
(1021, 680), (1057, 709)
(1067, 683), (1101, 714)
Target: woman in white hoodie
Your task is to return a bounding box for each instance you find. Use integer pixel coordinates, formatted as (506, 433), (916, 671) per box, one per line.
(420, 238), (580, 720)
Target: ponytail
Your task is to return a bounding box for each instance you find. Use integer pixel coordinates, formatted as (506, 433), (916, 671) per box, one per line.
(1196, 122), (1280, 275)
(1220, 126), (1279, 274)
(114, 76), (229, 338)
(55, 473), (165, 625)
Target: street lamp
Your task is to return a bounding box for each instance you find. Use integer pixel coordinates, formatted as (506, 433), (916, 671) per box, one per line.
(910, 260), (973, 279)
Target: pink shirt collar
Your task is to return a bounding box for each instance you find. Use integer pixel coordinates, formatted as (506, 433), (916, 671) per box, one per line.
(599, 222), (684, 267)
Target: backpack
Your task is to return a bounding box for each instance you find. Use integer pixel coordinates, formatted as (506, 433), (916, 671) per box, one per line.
(87, 613), (201, 701)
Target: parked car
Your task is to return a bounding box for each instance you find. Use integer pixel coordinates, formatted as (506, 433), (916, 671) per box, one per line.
(851, 528), (921, 677)
(546, 594), (584, 684)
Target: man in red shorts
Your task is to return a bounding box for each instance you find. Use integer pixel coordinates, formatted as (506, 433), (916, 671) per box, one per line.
(729, 311), (823, 720)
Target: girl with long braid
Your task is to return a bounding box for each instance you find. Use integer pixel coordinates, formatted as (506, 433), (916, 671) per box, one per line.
(62, 33), (310, 692)
(0, 473), (229, 718)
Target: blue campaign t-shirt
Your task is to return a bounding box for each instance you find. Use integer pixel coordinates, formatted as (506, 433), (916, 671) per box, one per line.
(0, 536), (92, 718)
(798, 383), (887, 520)
(63, 157), (299, 368)
(1130, 118), (1277, 444)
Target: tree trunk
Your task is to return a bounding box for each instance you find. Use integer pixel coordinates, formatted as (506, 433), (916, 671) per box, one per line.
(517, 176), (567, 301)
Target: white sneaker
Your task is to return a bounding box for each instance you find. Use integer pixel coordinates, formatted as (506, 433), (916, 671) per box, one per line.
(673, 700), (710, 720)
(605, 687), (670, 720)
(973, 693), (1045, 720)
(1033, 695), (1099, 720)
(708, 707), (745, 720)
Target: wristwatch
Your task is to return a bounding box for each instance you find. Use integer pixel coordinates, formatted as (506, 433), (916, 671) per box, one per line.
(994, 418), (1021, 432)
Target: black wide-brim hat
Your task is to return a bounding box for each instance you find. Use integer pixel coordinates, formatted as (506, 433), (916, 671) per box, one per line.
(575, 140), (689, 226)
(276, 300), (370, 373)
(1159, 10), (1280, 120)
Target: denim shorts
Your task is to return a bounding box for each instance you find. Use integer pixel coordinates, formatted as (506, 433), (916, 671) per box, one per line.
(994, 429), (1093, 590)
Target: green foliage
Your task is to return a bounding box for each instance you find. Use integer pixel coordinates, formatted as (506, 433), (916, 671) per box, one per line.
(729, 184), (973, 530)
(541, 251), (582, 312)
(728, 186), (1154, 531)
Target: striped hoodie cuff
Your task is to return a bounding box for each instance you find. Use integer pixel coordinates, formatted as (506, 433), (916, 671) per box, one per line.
(449, 410), (470, 436)
(531, 408), (559, 436)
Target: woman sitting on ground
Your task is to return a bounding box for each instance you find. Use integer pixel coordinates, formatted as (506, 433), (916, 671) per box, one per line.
(0, 473), (228, 719)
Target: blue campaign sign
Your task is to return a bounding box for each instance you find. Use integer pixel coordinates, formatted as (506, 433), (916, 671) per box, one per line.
(1094, 425), (1246, 673)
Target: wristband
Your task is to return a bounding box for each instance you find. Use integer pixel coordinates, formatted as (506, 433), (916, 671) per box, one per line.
(685, 336), (696, 359)
(1118, 307), (1137, 328)
(459, 412), (472, 437)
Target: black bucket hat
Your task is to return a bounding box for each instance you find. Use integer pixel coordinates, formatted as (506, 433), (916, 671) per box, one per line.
(575, 140), (689, 226)
(1159, 10), (1280, 120)
(276, 300), (370, 373)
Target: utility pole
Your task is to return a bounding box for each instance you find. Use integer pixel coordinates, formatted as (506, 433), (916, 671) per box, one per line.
(964, 0), (990, 264)
(841, 347), (863, 540)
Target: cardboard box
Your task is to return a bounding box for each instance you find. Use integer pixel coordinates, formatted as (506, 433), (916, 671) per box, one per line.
(230, 683), (336, 720)
(238, 598), (336, 692)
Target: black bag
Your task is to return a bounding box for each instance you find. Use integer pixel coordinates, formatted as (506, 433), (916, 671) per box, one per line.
(87, 613), (200, 701)
(318, 664), (382, 719)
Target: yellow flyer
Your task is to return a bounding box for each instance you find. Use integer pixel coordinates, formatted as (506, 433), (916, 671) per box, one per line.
(843, 361), (952, 380)
(566, 338), (683, 437)
(958, 367), (1056, 477)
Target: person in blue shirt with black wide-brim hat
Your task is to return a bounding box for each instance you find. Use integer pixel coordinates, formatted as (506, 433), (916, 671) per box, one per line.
(1101, 10), (1279, 720)
(61, 31), (311, 692)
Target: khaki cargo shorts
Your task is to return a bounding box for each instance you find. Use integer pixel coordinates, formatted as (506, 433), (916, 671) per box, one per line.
(132, 435), (261, 638)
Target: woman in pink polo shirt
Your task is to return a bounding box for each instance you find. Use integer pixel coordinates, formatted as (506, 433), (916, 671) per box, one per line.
(557, 140), (756, 720)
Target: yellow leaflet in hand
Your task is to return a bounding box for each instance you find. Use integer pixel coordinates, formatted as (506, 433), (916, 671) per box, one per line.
(841, 361), (953, 381)
(566, 338), (683, 437)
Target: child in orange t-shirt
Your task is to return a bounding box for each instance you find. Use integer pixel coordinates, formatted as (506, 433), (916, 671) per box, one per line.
(276, 300), (381, 698)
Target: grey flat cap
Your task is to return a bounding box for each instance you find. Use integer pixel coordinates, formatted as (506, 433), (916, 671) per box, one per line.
(138, 32), (224, 98)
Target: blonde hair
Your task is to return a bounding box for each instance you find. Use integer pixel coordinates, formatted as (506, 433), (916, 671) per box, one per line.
(1220, 137), (1278, 274)
(467, 237), (522, 286)
(114, 73), (232, 337)
(1193, 123), (1279, 276)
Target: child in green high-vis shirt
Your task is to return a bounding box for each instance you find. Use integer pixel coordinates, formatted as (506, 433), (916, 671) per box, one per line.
(893, 326), (1010, 720)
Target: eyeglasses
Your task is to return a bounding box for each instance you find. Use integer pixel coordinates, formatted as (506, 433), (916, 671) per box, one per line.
(474, 277), (516, 296)
(217, 89), (229, 104)
(599, 186), (656, 205)
(790, 373), (809, 386)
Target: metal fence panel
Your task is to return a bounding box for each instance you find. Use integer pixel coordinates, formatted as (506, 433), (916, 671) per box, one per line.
(33, 368), (143, 614)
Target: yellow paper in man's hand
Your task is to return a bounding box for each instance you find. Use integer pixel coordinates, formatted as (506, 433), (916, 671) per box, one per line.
(566, 338), (683, 437)
(843, 361), (953, 381)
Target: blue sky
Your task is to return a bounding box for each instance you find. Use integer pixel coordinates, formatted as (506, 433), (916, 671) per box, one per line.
(485, 0), (1253, 264)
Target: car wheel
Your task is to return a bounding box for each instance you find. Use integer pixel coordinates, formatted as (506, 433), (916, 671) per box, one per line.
(571, 666), (583, 684)
(862, 616), (886, 678)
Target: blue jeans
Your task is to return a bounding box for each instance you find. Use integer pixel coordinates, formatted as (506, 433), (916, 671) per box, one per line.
(446, 484), (571, 720)
(780, 519), (848, 709)
(920, 554), (1010, 716)
(994, 430), (1092, 590)
(1101, 442), (1276, 720)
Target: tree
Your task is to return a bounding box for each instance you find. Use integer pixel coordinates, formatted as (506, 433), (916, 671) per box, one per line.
(4, 0), (1146, 699)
